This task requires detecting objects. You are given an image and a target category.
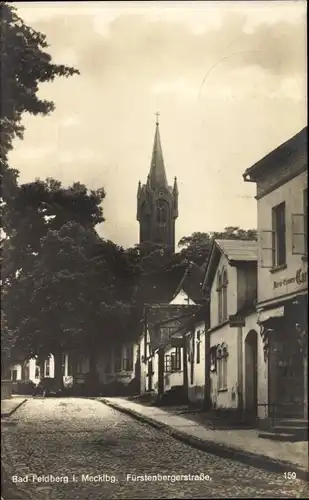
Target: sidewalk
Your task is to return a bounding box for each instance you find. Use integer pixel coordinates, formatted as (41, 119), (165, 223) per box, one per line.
(100, 397), (308, 480)
(1, 397), (27, 417)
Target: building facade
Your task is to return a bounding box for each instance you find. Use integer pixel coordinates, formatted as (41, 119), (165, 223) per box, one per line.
(202, 239), (263, 420)
(10, 354), (72, 386)
(96, 342), (138, 386)
(243, 127), (308, 421)
(137, 117), (178, 253)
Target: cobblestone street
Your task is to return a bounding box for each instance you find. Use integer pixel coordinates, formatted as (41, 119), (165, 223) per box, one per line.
(1, 398), (308, 499)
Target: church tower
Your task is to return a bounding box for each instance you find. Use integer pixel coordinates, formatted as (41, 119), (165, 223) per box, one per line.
(137, 114), (179, 253)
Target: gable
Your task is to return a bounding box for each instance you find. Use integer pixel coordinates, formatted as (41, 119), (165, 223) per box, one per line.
(170, 289), (196, 306)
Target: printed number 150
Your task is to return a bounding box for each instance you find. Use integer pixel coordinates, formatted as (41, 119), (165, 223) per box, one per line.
(284, 472), (297, 480)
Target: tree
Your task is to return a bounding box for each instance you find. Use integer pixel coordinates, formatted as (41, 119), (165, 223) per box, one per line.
(178, 226), (257, 266)
(3, 223), (134, 389)
(1, 3), (80, 368)
(2, 178), (105, 285)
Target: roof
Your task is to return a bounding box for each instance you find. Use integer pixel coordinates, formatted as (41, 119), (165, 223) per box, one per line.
(149, 122), (169, 189)
(243, 127), (307, 182)
(215, 239), (258, 262)
(173, 262), (205, 304)
(202, 239), (257, 290)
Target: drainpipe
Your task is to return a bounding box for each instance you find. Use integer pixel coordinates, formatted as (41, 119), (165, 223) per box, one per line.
(304, 353), (308, 420)
(204, 296), (211, 411)
(237, 326), (244, 415)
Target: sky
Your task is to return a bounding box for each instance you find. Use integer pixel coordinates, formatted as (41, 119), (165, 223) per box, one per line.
(10, 1), (307, 250)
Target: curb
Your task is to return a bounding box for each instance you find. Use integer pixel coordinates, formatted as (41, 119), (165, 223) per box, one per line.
(1, 399), (27, 418)
(100, 399), (309, 482)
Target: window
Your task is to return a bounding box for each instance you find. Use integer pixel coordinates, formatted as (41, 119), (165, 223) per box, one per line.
(35, 358), (40, 379)
(62, 354), (66, 376)
(171, 347), (181, 372)
(11, 369), (18, 382)
(217, 343), (228, 391)
(24, 361), (29, 380)
(123, 345), (133, 372)
(45, 358), (50, 377)
(217, 269), (228, 323)
(156, 201), (168, 224)
(164, 355), (172, 372)
(272, 202), (286, 266)
(210, 347), (217, 373)
(196, 331), (201, 364)
(104, 361), (111, 374)
(76, 356), (83, 374)
(67, 356), (73, 376)
(217, 271), (222, 324)
(114, 346), (122, 372)
(222, 269), (228, 321)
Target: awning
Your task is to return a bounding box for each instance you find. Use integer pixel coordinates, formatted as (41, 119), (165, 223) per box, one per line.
(257, 305), (284, 324)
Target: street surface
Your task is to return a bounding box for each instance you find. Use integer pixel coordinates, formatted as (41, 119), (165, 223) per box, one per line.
(1, 398), (308, 499)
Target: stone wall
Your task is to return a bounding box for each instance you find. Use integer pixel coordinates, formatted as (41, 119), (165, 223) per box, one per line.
(1, 380), (13, 400)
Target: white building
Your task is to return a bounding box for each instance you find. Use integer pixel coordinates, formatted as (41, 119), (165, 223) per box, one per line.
(202, 239), (262, 422)
(10, 354), (71, 386)
(243, 126), (308, 424)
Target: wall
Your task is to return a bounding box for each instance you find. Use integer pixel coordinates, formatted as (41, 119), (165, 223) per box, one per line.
(187, 320), (205, 405)
(257, 170), (308, 305)
(210, 254), (238, 329)
(139, 330), (159, 394)
(152, 351), (159, 393)
(237, 265), (257, 311)
(96, 342), (138, 385)
(139, 333), (147, 393)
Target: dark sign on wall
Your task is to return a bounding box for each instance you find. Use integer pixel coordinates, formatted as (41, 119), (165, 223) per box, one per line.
(229, 315), (246, 328)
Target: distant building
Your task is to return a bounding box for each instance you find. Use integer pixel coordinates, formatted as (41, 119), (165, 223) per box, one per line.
(10, 354), (72, 386)
(137, 116), (178, 253)
(243, 126), (308, 422)
(139, 261), (206, 405)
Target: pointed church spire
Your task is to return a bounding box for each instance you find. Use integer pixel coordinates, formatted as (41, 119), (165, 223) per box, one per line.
(173, 176), (178, 195)
(149, 113), (168, 190)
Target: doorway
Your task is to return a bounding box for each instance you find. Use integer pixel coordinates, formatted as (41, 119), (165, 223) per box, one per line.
(245, 330), (258, 420)
(271, 329), (304, 418)
(147, 360), (153, 392)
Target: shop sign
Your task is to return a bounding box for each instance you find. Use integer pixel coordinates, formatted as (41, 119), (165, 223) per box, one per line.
(273, 268), (307, 289)
(229, 315), (246, 327)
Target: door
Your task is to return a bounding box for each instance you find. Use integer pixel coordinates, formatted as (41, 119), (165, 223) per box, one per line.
(245, 330), (258, 419)
(272, 330), (304, 417)
(147, 360), (153, 392)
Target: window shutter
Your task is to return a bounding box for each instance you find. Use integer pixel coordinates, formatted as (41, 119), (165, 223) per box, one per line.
(259, 230), (275, 268)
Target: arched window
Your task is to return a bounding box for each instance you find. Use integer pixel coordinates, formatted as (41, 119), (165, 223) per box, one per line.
(217, 342), (229, 391)
(156, 201), (168, 224)
(222, 268), (228, 321)
(216, 271), (222, 324)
